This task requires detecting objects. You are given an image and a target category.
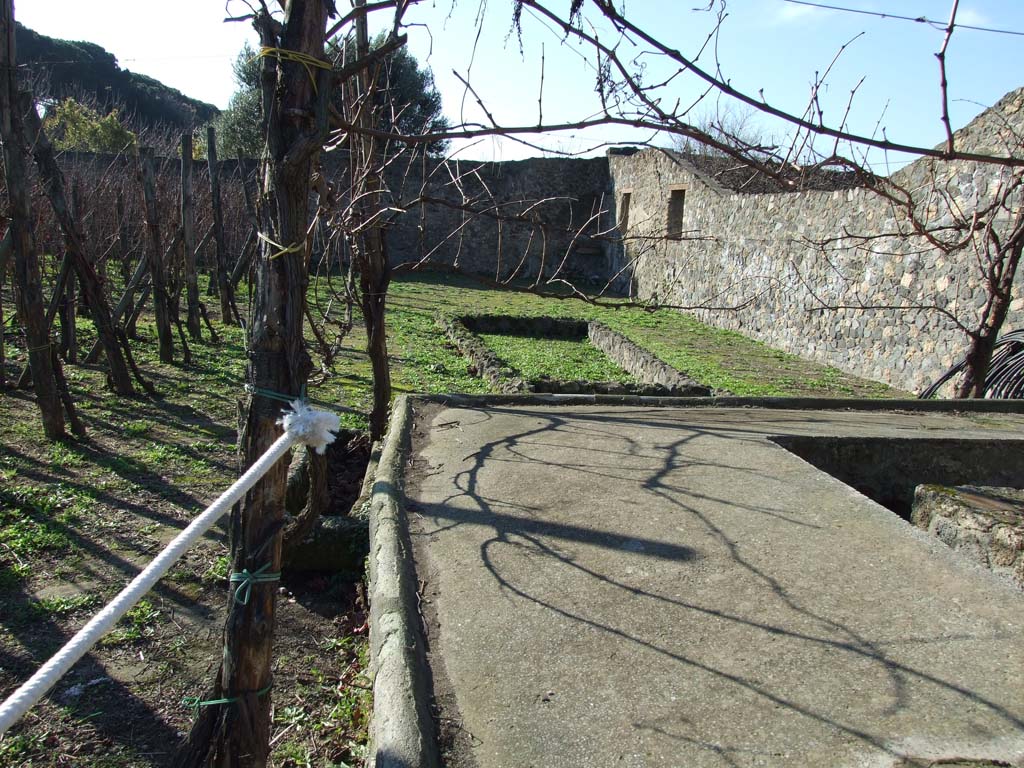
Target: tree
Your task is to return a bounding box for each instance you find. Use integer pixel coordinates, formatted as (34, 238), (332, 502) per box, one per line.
(1, 0), (67, 439)
(16, 21), (218, 129)
(42, 97), (136, 153)
(216, 42), (264, 159)
(328, 31), (450, 156)
(176, 2), (336, 765)
(217, 34), (449, 159)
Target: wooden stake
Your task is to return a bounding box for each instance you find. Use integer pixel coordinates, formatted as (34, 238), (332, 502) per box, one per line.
(22, 94), (135, 394)
(0, 0), (65, 438)
(182, 133), (201, 339)
(139, 147), (176, 364)
(207, 125), (237, 324)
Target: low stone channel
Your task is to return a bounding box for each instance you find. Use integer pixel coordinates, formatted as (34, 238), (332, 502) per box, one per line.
(440, 314), (712, 396)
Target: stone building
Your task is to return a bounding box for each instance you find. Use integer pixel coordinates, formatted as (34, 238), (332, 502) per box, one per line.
(605, 87), (1024, 393)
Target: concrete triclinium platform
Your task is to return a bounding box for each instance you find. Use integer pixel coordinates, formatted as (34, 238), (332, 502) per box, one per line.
(371, 398), (1024, 768)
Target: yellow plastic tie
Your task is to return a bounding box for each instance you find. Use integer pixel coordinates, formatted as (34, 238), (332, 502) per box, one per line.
(257, 231), (303, 260)
(254, 46), (332, 94)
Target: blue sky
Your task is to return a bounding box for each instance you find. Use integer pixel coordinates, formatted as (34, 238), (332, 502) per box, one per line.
(16, 1), (1024, 166)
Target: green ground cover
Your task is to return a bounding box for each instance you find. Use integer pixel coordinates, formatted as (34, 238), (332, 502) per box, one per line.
(477, 332), (636, 383)
(374, 273), (900, 406)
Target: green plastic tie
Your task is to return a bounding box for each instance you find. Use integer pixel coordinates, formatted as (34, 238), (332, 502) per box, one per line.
(229, 563), (281, 605)
(244, 383), (361, 415)
(245, 383), (300, 404)
(182, 683), (273, 717)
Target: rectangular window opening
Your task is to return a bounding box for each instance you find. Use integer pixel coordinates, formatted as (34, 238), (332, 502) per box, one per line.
(618, 190), (632, 234)
(666, 186), (686, 239)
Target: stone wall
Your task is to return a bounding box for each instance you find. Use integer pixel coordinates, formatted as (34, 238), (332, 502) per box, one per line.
(912, 485), (1024, 590)
(383, 156), (612, 284)
(609, 88), (1024, 394)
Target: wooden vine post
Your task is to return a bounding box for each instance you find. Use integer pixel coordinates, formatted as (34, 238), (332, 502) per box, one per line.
(182, 132), (202, 340)
(116, 188), (133, 283)
(206, 125), (236, 324)
(138, 147), (176, 364)
(174, 2), (334, 765)
(0, 0), (66, 438)
(21, 93), (136, 395)
(353, 0), (392, 441)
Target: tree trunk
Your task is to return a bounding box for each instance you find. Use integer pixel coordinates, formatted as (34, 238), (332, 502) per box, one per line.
(58, 264), (76, 363)
(182, 133), (202, 339)
(22, 93), (135, 394)
(230, 228), (257, 289)
(16, 253), (70, 388)
(175, 3), (333, 766)
(75, 178), (107, 302)
(354, 0), (393, 442)
(360, 238), (391, 441)
(955, 238), (1023, 398)
(139, 147), (175, 364)
(0, 234), (8, 389)
(0, 0), (65, 439)
(0, 231), (11, 280)
(116, 188), (133, 284)
(281, 448), (329, 559)
(207, 125), (237, 324)
(50, 343), (86, 437)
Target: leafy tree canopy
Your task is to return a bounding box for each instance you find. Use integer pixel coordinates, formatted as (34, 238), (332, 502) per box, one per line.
(216, 37), (449, 159)
(42, 98), (137, 153)
(215, 43), (265, 160)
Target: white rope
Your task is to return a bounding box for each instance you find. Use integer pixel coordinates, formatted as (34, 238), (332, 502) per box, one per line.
(0, 401), (340, 736)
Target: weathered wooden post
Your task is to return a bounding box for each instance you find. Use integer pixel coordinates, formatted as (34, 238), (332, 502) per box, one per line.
(353, 0), (393, 441)
(0, 0), (65, 438)
(182, 132), (201, 339)
(116, 187), (133, 284)
(207, 125), (236, 324)
(22, 94), (135, 394)
(174, 2), (334, 765)
(0, 232), (10, 389)
(58, 250), (76, 363)
(138, 146), (175, 364)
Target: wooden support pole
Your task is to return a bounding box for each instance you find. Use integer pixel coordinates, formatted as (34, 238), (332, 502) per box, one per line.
(0, 0), (65, 438)
(175, 2), (331, 764)
(16, 253), (70, 389)
(22, 93), (134, 394)
(231, 227), (257, 289)
(207, 125), (236, 324)
(182, 132), (201, 339)
(116, 188), (133, 284)
(139, 147), (175, 364)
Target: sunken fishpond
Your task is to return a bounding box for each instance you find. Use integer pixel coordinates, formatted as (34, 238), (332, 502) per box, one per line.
(441, 314), (712, 396)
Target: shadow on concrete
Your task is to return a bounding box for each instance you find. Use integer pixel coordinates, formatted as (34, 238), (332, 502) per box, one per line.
(409, 405), (1024, 765)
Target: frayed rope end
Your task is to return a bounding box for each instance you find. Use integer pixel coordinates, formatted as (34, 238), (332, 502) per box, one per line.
(278, 400), (341, 454)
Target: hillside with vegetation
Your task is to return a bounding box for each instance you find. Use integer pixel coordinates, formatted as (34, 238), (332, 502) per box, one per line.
(15, 22), (218, 130)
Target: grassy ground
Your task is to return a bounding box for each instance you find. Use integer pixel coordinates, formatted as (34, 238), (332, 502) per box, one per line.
(379, 273), (901, 403)
(1, 270), (899, 766)
(477, 332), (636, 383)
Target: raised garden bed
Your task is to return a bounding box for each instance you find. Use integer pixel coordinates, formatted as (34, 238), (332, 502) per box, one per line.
(440, 314), (711, 396)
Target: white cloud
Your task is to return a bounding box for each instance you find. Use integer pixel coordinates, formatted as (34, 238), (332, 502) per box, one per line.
(773, 1), (830, 25)
(956, 7), (990, 28)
